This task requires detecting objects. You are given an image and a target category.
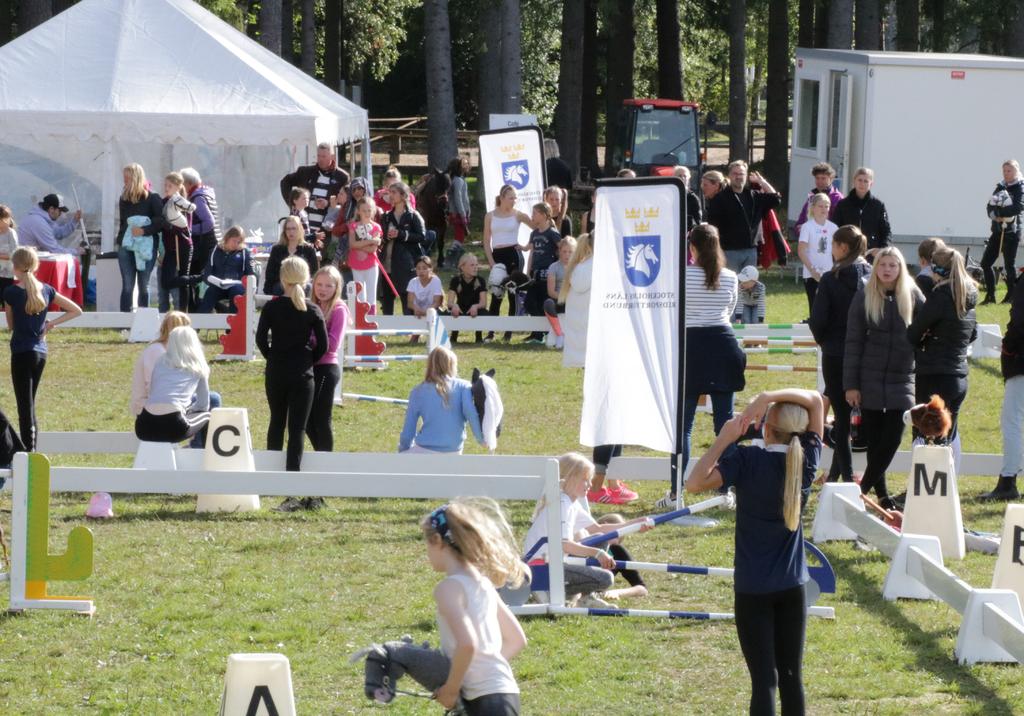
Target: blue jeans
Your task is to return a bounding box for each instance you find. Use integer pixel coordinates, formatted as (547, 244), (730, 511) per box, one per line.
(679, 392), (735, 494)
(738, 304), (760, 324)
(724, 248), (757, 273)
(1001, 376), (1024, 476)
(189, 390), (221, 448)
(118, 243), (156, 312)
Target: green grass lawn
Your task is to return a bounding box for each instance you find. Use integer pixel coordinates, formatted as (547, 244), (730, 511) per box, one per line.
(0, 270), (1021, 715)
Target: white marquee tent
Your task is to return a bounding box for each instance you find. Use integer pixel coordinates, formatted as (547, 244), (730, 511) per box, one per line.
(0, 0), (370, 252)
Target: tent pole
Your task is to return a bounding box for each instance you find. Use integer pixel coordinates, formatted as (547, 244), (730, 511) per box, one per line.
(101, 140), (115, 253)
(363, 135), (373, 190)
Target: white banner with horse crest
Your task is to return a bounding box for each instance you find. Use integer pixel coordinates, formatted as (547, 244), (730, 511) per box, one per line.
(580, 180), (684, 453)
(477, 126), (547, 251)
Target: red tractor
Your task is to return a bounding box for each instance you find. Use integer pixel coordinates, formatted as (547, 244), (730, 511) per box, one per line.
(610, 98), (704, 180)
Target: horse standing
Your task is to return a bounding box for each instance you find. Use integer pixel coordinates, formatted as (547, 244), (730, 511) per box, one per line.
(415, 169), (453, 266)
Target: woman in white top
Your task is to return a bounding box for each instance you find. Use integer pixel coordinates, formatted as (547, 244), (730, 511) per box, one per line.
(0, 205), (19, 305)
(423, 498), (528, 715)
(558, 233), (593, 368)
(658, 224), (746, 508)
(797, 192), (838, 316)
(483, 185), (532, 341)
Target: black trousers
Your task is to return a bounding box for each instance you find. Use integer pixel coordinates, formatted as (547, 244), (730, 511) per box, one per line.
(135, 408), (209, 443)
(265, 370), (315, 471)
(592, 444), (623, 475)
(803, 278), (818, 317)
(981, 228), (1019, 298)
(450, 307), (487, 343)
(735, 585), (807, 716)
(859, 408), (906, 500)
(487, 247), (523, 335)
(11, 351), (46, 451)
(0, 276), (14, 307)
(821, 354), (853, 481)
(914, 373), (967, 445)
(462, 692), (520, 716)
(188, 232), (218, 311)
(305, 363), (340, 452)
(159, 243), (194, 313)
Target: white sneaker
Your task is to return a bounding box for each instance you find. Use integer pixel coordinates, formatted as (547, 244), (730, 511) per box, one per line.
(577, 593), (612, 609)
(654, 491), (677, 511)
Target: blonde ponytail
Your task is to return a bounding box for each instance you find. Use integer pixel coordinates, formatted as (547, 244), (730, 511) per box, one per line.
(769, 402), (810, 532)
(279, 256), (309, 311)
(423, 346), (457, 407)
(12, 247), (45, 315)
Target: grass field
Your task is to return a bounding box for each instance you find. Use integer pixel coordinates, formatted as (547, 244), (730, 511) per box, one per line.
(0, 269), (1021, 715)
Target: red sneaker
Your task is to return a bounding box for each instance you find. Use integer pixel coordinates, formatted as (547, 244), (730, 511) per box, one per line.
(587, 487), (612, 503)
(611, 482), (639, 503)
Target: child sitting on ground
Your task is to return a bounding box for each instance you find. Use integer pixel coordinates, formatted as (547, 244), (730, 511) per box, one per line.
(735, 265), (766, 324)
(523, 453), (651, 608)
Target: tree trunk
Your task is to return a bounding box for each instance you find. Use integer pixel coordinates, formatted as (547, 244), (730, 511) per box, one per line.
(476, 2), (502, 129)
(260, 0), (283, 55)
(325, 0), (341, 91)
(423, 0), (458, 169)
(798, 0), (815, 47)
(765, 0), (790, 193)
(499, 0), (522, 113)
(282, 0), (294, 63)
(555, 0), (585, 180)
(1009, 0), (1024, 57)
(579, 0), (599, 177)
(19, 0), (52, 32)
(929, 0), (947, 52)
(728, 0), (748, 161)
(0, 0), (14, 45)
(603, 0), (634, 175)
(52, 0), (75, 13)
(813, 0), (830, 47)
(894, 0), (919, 50)
(655, 0), (682, 99)
(300, 0), (315, 75)
(827, 0), (853, 48)
(855, 0), (881, 49)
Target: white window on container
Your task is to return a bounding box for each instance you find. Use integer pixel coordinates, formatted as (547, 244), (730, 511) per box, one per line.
(796, 79), (820, 150)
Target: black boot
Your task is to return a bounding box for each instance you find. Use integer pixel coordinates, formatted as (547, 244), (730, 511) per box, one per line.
(979, 475), (1020, 501)
(981, 293), (997, 306)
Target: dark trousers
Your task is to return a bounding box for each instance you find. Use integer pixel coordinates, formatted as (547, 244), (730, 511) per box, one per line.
(735, 585), (807, 716)
(608, 543), (646, 587)
(859, 408), (906, 500)
(265, 370), (315, 471)
(462, 692), (520, 716)
(135, 408), (210, 443)
(188, 232), (218, 311)
(914, 373), (967, 444)
(803, 278), (818, 316)
(592, 444), (622, 476)
(158, 245), (193, 313)
(305, 363), (340, 452)
(199, 283), (245, 314)
(821, 354), (853, 481)
(379, 276), (410, 316)
(0, 276), (14, 307)
(525, 275), (549, 340)
(450, 307), (487, 343)
(981, 228), (1019, 298)
(487, 247), (523, 337)
(11, 351), (46, 451)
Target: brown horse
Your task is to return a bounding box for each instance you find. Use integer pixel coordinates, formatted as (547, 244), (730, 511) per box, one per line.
(414, 169), (452, 265)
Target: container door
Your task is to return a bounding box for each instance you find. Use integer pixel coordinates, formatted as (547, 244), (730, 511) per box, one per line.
(827, 71), (852, 191)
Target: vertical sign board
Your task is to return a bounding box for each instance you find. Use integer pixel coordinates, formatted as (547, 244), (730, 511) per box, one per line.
(901, 444), (966, 559)
(992, 504), (1024, 607)
(580, 178), (686, 455)
(477, 126), (547, 253)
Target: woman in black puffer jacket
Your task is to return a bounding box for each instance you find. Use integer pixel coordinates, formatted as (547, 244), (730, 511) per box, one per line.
(809, 225), (871, 482)
(980, 160), (1024, 304)
(844, 247), (925, 507)
(907, 246), (977, 469)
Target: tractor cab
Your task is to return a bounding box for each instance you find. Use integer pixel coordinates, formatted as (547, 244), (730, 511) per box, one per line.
(614, 99), (702, 180)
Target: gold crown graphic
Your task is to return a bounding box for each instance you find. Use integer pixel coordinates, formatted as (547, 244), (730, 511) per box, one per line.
(500, 143), (526, 153)
(624, 208), (641, 220)
(644, 207), (660, 218)
(635, 221), (651, 233)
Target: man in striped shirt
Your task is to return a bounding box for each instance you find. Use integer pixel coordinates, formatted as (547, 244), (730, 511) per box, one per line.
(279, 142), (350, 233)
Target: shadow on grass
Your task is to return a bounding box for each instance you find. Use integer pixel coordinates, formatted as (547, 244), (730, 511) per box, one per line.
(969, 358), (1002, 380)
(828, 550), (1017, 715)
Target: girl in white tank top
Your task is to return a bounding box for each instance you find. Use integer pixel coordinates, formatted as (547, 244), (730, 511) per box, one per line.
(423, 499), (529, 715)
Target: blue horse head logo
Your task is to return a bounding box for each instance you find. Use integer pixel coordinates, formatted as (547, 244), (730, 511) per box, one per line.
(623, 235), (661, 287)
(501, 160), (530, 190)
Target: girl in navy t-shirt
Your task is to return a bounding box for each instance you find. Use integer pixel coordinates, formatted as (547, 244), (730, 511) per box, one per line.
(687, 388), (823, 716)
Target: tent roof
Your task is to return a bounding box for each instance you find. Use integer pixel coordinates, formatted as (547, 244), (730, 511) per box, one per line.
(0, 0), (368, 146)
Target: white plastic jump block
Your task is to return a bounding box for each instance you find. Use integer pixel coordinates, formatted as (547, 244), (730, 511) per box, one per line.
(132, 441), (177, 471)
(128, 307), (160, 343)
(901, 444), (965, 560)
(811, 482), (863, 543)
(956, 589), (1024, 665)
(992, 504), (1024, 608)
(219, 653), (296, 716)
(197, 408), (260, 513)
(883, 533), (945, 601)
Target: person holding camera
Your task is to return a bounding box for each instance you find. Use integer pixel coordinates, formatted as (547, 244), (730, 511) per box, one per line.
(706, 160), (781, 273)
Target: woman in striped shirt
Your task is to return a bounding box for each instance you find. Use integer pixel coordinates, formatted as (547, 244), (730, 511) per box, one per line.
(657, 224), (746, 509)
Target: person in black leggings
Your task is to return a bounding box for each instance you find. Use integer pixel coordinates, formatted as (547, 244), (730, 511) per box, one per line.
(687, 388), (824, 716)
(134, 326), (211, 443)
(255, 257), (327, 512)
(4, 247), (82, 450)
(305, 266), (347, 456)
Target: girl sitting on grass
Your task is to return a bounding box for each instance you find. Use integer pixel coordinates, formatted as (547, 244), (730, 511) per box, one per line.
(398, 346), (484, 454)
(423, 498), (529, 714)
(686, 388), (823, 716)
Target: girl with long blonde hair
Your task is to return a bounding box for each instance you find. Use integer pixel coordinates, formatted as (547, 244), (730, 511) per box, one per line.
(421, 498), (528, 712)
(118, 163), (167, 312)
(304, 266), (348, 461)
(559, 232), (593, 368)
(398, 346), (485, 454)
(134, 326), (211, 444)
(256, 256), (327, 510)
(907, 245), (978, 470)
(264, 215), (319, 296)
(687, 388), (824, 716)
(844, 246), (924, 506)
(5, 246), (83, 449)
